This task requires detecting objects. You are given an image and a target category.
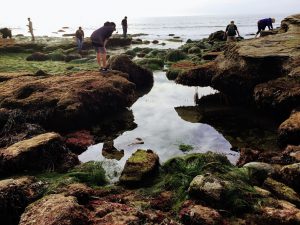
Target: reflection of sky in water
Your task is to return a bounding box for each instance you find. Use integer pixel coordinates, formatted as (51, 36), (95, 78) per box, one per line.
(79, 71), (238, 181)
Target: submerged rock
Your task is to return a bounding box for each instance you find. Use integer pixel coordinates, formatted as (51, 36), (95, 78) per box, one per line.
(119, 149), (159, 186)
(19, 194), (89, 225)
(0, 132), (78, 174)
(0, 176), (45, 225)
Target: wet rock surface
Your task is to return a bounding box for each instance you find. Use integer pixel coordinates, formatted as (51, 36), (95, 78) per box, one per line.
(0, 132), (78, 174)
(0, 176), (45, 225)
(19, 194), (89, 225)
(120, 149), (159, 186)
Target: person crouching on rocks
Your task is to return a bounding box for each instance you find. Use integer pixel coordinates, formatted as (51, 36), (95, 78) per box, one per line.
(75, 26), (84, 52)
(90, 22), (116, 72)
(255, 18), (275, 38)
(225, 21), (240, 42)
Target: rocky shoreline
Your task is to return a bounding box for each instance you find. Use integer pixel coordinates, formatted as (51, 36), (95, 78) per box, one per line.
(0, 15), (299, 225)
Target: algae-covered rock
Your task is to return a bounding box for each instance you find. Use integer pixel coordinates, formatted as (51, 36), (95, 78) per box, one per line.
(0, 132), (78, 174)
(26, 52), (49, 61)
(188, 46), (202, 54)
(254, 77), (300, 114)
(0, 71), (136, 127)
(202, 52), (221, 61)
(280, 163), (300, 192)
(65, 130), (94, 154)
(119, 149), (159, 185)
(124, 49), (137, 58)
(135, 57), (164, 71)
(0, 176), (45, 225)
(278, 111), (300, 146)
(176, 61), (215, 87)
(166, 60), (198, 80)
(180, 202), (223, 225)
(208, 30), (225, 42)
(243, 162), (275, 184)
(188, 174), (227, 202)
(109, 54), (154, 89)
(263, 177), (300, 207)
(165, 50), (187, 62)
(19, 194), (89, 225)
(65, 53), (82, 62)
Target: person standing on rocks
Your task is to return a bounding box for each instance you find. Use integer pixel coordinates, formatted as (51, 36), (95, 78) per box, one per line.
(121, 16), (128, 38)
(225, 21), (240, 42)
(75, 26), (84, 52)
(27, 18), (35, 41)
(90, 22), (116, 71)
(255, 18), (275, 38)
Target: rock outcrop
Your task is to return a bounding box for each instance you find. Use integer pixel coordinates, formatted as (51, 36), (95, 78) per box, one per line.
(109, 54), (154, 90)
(0, 132), (78, 174)
(176, 14), (300, 113)
(0, 71), (136, 128)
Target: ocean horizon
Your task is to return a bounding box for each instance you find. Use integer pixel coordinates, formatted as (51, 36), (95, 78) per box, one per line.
(1, 13), (287, 41)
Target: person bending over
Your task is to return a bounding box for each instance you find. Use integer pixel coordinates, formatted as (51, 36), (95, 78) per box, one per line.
(90, 22), (116, 71)
(255, 18), (275, 38)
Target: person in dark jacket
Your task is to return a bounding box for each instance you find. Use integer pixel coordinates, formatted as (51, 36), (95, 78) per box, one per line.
(121, 16), (128, 38)
(90, 22), (116, 71)
(255, 18), (275, 38)
(75, 27), (84, 52)
(225, 21), (240, 42)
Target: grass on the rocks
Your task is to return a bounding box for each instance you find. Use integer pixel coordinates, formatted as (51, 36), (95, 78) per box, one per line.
(36, 161), (107, 194)
(141, 152), (258, 214)
(0, 53), (99, 74)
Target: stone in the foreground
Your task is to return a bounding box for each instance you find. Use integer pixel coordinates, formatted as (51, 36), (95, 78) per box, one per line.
(180, 201), (223, 225)
(19, 194), (89, 225)
(278, 111), (300, 146)
(0, 176), (45, 225)
(119, 149), (159, 185)
(0, 132), (78, 174)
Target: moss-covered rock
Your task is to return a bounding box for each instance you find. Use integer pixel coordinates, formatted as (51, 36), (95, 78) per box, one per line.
(151, 152), (258, 214)
(263, 177), (300, 207)
(119, 149), (159, 186)
(165, 50), (187, 62)
(243, 162), (275, 185)
(166, 60), (198, 80)
(135, 58), (164, 71)
(109, 54), (154, 90)
(280, 163), (300, 192)
(26, 52), (49, 61)
(188, 46), (201, 54)
(124, 49), (137, 58)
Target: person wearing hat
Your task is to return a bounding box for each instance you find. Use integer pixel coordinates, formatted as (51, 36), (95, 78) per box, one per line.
(255, 18), (275, 38)
(121, 16), (128, 38)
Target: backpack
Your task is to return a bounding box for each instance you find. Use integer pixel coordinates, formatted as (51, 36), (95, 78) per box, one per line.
(227, 24), (236, 36)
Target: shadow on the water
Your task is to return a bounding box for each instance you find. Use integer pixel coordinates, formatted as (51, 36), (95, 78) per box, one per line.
(175, 93), (281, 151)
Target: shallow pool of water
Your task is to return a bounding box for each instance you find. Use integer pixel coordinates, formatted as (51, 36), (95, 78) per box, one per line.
(79, 71), (238, 181)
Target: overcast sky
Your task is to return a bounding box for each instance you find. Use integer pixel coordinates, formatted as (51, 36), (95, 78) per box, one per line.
(1, 0), (299, 27)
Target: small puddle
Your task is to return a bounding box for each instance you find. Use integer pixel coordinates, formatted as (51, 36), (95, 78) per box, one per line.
(79, 71), (241, 181)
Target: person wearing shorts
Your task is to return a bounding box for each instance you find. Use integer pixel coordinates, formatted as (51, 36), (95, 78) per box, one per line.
(90, 22), (116, 71)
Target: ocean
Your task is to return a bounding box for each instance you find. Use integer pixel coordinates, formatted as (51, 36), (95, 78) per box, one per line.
(1, 14), (286, 42)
